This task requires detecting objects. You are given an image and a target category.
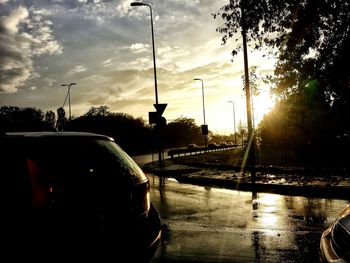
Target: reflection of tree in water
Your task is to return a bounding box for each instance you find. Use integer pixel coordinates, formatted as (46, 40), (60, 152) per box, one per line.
(284, 196), (328, 226)
(248, 191), (335, 262)
(252, 231), (262, 262)
(293, 231), (323, 263)
(204, 186), (211, 207)
(303, 199), (328, 226)
(282, 196), (329, 262)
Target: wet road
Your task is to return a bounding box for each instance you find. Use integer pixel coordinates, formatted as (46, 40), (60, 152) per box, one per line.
(131, 154), (350, 263)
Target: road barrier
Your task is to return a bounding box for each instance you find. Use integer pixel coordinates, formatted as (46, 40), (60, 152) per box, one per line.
(167, 145), (237, 158)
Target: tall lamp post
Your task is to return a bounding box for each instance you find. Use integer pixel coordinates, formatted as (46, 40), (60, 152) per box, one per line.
(194, 78), (207, 147)
(131, 2), (163, 167)
(130, 2), (158, 105)
(61, 82), (77, 120)
(228, 100), (237, 146)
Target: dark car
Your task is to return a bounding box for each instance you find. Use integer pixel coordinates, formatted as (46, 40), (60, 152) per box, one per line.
(187, 143), (198, 149)
(320, 204), (350, 262)
(0, 131), (161, 261)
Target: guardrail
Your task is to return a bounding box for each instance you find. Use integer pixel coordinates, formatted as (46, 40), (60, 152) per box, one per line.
(167, 145), (237, 158)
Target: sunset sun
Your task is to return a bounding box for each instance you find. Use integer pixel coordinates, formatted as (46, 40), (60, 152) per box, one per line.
(252, 91), (275, 123)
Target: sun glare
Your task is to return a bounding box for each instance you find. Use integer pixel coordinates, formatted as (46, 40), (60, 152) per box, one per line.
(252, 91), (275, 124)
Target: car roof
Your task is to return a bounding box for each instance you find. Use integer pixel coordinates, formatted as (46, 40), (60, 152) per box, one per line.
(2, 131), (114, 141)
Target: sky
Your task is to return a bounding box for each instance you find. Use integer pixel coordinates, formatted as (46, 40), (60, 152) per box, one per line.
(0, 0), (277, 135)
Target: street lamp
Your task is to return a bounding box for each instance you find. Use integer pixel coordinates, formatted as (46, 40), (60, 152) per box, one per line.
(228, 100), (237, 146)
(194, 78), (208, 147)
(131, 2), (164, 167)
(61, 82), (77, 120)
(130, 2), (158, 105)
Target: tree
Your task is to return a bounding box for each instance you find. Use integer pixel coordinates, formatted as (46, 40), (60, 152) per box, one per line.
(214, 0), (350, 163)
(56, 107), (67, 131)
(237, 121), (247, 146)
(214, 0), (349, 68)
(214, 0), (349, 105)
(0, 106), (20, 132)
(85, 106), (110, 117)
(0, 106), (49, 132)
(44, 110), (56, 130)
(66, 106), (151, 155)
(164, 117), (202, 148)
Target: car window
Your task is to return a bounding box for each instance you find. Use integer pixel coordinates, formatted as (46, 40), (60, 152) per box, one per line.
(0, 136), (148, 210)
(94, 140), (147, 184)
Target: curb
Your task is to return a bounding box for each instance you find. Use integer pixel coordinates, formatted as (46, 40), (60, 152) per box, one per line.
(142, 160), (350, 200)
(173, 175), (350, 200)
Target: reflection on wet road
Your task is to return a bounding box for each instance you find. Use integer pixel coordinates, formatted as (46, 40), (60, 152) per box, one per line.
(147, 174), (349, 263)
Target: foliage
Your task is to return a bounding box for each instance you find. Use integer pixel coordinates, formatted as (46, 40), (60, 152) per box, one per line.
(209, 133), (236, 145)
(241, 66), (260, 96)
(66, 106), (151, 155)
(0, 105), (244, 156)
(214, 0), (349, 106)
(45, 110), (56, 129)
(164, 117), (202, 147)
(237, 121), (247, 145)
(56, 107), (66, 131)
(85, 105), (110, 117)
(214, 0), (350, 165)
(0, 106), (55, 132)
(213, 0), (298, 57)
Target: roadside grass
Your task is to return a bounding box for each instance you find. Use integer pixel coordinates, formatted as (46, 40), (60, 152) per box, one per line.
(173, 146), (304, 169)
(174, 148), (245, 167)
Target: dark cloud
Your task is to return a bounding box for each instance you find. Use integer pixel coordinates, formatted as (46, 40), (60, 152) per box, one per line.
(0, 6), (61, 93)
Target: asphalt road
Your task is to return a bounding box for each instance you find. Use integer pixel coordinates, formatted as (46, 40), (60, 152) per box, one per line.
(146, 174), (349, 263)
(131, 153), (350, 262)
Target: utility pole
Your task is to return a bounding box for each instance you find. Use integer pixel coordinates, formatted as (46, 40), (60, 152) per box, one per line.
(61, 82), (77, 121)
(241, 2), (256, 181)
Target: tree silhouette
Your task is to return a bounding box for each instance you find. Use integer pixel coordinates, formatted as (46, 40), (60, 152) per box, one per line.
(0, 106), (50, 132)
(164, 117), (202, 148)
(66, 106), (151, 155)
(44, 110), (56, 130)
(56, 107), (67, 131)
(214, 0), (350, 166)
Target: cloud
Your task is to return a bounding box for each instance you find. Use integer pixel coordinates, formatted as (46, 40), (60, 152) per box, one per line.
(130, 43), (150, 53)
(0, 6), (62, 93)
(74, 0), (127, 24)
(116, 0), (135, 17)
(102, 58), (113, 67)
(67, 65), (87, 76)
